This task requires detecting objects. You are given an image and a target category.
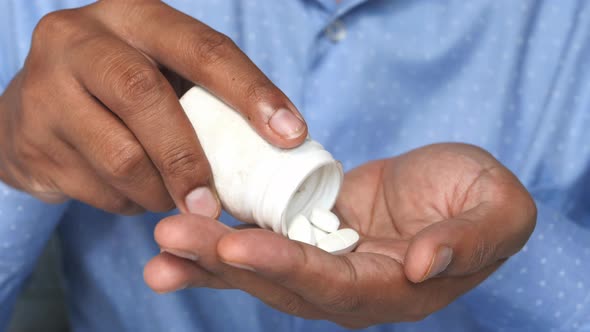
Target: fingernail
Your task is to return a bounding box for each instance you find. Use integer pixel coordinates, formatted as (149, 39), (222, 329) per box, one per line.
(174, 284), (189, 292)
(185, 186), (219, 217)
(268, 108), (306, 139)
(423, 246), (453, 281)
(161, 248), (198, 261)
(223, 260), (256, 272)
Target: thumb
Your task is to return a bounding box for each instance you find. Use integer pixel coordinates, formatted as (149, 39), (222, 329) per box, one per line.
(403, 202), (534, 283)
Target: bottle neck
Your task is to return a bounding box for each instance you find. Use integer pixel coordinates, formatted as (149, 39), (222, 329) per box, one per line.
(252, 141), (343, 235)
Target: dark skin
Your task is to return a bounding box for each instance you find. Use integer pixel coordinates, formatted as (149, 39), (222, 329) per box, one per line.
(0, 0), (307, 215)
(145, 143), (537, 328)
(0, 0), (537, 327)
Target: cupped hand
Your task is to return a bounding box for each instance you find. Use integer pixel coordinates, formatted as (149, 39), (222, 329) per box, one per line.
(0, 0), (306, 215)
(144, 143), (536, 328)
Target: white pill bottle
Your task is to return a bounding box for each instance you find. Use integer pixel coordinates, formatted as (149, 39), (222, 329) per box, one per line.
(180, 87), (343, 235)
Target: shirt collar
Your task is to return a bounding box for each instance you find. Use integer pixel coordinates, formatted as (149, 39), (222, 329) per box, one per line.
(312, 0), (370, 17)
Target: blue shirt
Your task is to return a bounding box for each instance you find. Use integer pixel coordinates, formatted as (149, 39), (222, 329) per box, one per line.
(1, 1), (590, 331)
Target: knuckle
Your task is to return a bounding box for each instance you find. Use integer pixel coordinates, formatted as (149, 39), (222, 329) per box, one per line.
(33, 10), (78, 45)
(34, 12), (66, 39)
(244, 79), (274, 104)
(190, 30), (235, 67)
(12, 133), (40, 163)
(159, 145), (204, 179)
(26, 175), (60, 194)
(104, 141), (146, 181)
(13, 171), (60, 199)
(116, 64), (163, 104)
(468, 237), (495, 273)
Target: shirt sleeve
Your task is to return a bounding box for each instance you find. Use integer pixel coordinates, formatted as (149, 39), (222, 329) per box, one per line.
(0, 182), (69, 330)
(460, 196), (590, 331)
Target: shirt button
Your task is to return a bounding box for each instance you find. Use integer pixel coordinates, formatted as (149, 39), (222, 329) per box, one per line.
(325, 19), (347, 42)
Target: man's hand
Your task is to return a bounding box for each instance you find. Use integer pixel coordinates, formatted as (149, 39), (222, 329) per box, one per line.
(0, 0), (306, 215)
(144, 143), (536, 328)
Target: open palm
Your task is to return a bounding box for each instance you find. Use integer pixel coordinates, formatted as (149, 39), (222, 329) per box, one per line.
(337, 143), (535, 282)
(144, 143), (536, 328)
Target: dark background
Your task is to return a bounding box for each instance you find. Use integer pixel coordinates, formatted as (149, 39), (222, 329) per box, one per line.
(8, 236), (69, 332)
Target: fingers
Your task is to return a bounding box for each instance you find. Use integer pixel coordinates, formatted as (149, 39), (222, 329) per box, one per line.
(55, 93), (174, 212)
(144, 252), (230, 293)
(408, 262), (503, 320)
(217, 228), (379, 315)
(354, 238), (409, 264)
(151, 214), (327, 319)
(153, 214), (234, 269)
(148, 214), (504, 324)
(372, 145), (536, 283)
(50, 148), (144, 215)
(216, 229), (489, 321)
(101, 1), (307, 148)
(4, 111), (142, 213)
(70, 34), (219, 215)
(404, 199), (535, 283)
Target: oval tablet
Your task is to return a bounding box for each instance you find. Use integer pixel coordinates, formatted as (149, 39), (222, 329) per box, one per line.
(316, 228), (359, 255)
(309, 208), (340, 233)
(287, 214), (316, 246)
(311, 225), (329, 241)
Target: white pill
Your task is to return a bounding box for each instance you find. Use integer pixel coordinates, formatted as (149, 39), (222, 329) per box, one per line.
(311, 225), (329, 242)
(309, 208), (340, 233)
(317, 228), (359, 255)
(287, 214), (316, 246)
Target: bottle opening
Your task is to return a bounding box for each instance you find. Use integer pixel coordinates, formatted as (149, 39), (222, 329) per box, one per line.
(283, 162), (343, 231)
